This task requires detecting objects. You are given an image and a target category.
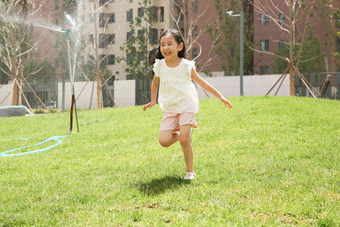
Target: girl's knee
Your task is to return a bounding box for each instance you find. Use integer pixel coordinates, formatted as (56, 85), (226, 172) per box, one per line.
(159, 138), (171, 147)
(179, 135), (191, 146)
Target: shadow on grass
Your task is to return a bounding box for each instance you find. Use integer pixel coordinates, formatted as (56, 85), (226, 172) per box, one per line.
(136, 175), (191, 196)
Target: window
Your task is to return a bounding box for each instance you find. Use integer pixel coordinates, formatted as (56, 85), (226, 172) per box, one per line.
(193, 25), (198, 37)
(109, 13), (115, 23)
(278, 40), (285, 49)
(230, 47), (236, 58)
(260, 14), (269, 25)
(108, 34), (115, 44)
(99, 13), (106, 27)
(89, 34), (94, 44)
(151, 6), (158, 22)
(192, 48), (198, 59)
(99, 55), (107, 65)
(127, 9), (133, 22)
(260, 40), (269, 51)
(99, 0), (108, 6)
(336, 13), (340, 29)
(108, 76), (114, 86)
(138, 7), (144, 17)
(99, 54), (106, 60)
(108, 55), (115, 65)
(88, 55), (94, 62)
(160, 7), (164, 22)
(107, 75), (115, 86)
(149, 28), (158, 44)
(138, 29), (145, 38)
(99, 34), (107, 48)
(279, 13), (285, 25)
(127, 32), (133, 42)
(336, 37), (340, 53)
(193, 2), (198, 14)
(260, 66), (270, 75)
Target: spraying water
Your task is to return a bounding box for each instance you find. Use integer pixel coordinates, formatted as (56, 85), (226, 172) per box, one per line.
(28, 20), (65, 33)
(68, 0), (113, 83)
(0, 14), (64, 33)
(65, 2), (85, 84)
(94, 0), (112, 14)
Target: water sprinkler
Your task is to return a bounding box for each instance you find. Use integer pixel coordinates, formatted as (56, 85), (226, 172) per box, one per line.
(62, 27), (72, 40)
(63, 26), (79, 134)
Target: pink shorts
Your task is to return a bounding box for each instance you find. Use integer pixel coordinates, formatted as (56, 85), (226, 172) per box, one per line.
(160, 112), (198, 131)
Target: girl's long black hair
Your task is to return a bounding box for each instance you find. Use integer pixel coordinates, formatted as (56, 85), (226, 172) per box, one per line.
(148, 29), (186, 66)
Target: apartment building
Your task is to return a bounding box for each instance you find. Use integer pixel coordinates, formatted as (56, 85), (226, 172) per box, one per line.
(32, 0), (339, 79)
(185, 0), (339, 75)
(253, 0), (340, 74)
(80, 0), (177, 80)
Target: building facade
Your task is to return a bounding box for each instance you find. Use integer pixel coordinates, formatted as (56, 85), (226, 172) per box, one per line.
(33, 0), (340, 79)
(80, 0), (177, 80)
(184, 0), (340, 76)
(252, 0), (340, 75)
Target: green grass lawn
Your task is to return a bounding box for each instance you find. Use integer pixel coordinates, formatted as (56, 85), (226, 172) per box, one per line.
(0, 96), (339, 226)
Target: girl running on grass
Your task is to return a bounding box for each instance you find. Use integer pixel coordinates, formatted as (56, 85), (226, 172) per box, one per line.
(143, 29), (232, 180)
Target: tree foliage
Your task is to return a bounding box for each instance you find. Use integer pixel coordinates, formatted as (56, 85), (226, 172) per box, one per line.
(117, 0), (156, 80)
(274, 31), (325, 74)
(206, 0), (253, 76)
(0, 0), (56, 106)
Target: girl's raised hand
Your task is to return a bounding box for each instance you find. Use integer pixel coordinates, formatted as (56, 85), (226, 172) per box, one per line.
(219, 97), (233, 109)
(143, 101), (156, 111)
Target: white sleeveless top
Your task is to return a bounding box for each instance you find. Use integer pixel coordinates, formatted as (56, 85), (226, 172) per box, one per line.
(153, 58), (199, 113)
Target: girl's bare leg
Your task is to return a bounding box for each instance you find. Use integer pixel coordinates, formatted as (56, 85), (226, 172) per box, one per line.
(158, 130), (179, 147)
(179, 124), (194, 173)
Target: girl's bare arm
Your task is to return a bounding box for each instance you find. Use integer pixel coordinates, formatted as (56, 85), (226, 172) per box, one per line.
(191, 68), (232, 108)
(143, 75), (159, 111)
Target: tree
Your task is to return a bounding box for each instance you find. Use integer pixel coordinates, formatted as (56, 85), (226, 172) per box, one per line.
(318, 0), (340, 71)
(73, 0), (116, 109)
(274, 31), (325, 74)
(251, 0), (324, 97)
(0, 0), (51, 108)
(206, 0), (254, 76)
(117, 0), (156, 80)
(170, 0), (220, 73)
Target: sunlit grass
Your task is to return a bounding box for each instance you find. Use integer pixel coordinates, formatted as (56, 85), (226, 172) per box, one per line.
(0, 96), (339, 226)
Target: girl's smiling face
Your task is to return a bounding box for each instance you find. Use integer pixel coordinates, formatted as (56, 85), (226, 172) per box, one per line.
(160, 34), (184, 61)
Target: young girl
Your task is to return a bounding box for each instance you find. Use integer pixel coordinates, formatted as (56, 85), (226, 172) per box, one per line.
(143, 29), (232, 180)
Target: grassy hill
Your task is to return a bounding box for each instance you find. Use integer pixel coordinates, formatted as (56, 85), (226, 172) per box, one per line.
(0, 96), (339, 226)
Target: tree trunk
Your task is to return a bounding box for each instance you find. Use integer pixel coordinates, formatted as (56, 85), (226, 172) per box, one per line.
(18, 78), (23, 105)
(96, 62), (101, 109)
(289, 0), (295, 96)
(94, 3), (101, 109)
(11, 58), (18, 105)
(12, 78), (18, 105)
